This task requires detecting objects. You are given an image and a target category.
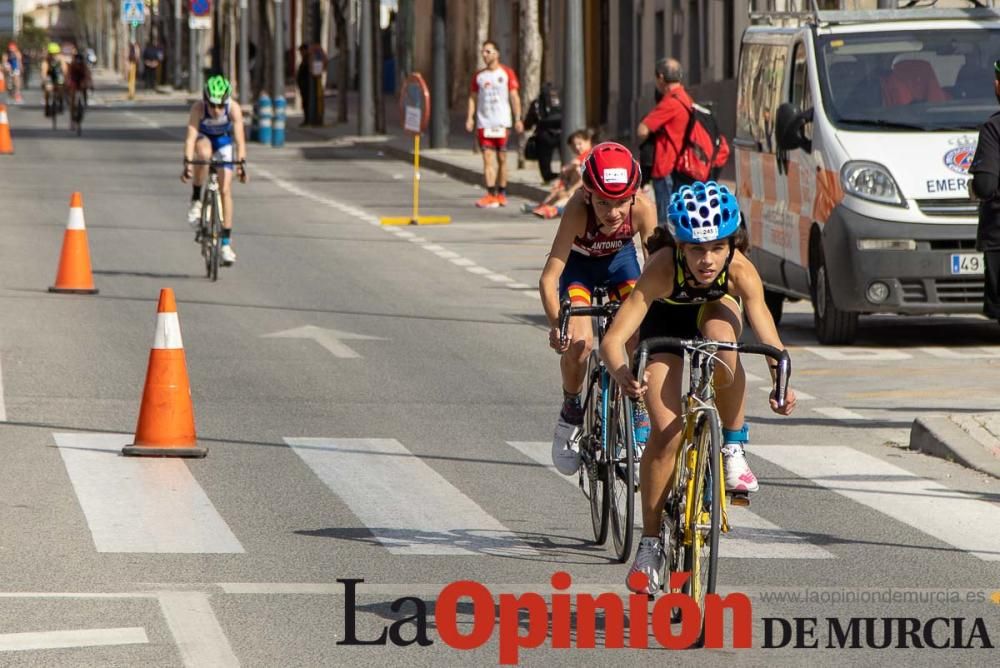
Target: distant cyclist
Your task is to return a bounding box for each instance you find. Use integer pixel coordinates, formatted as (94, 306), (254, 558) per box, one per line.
(539, 142), (657, 475)
(68, 51), (92, 131)
(40, 42), (67, 118)
(181, 75), (248, 266)
(3, 41), (24, 103)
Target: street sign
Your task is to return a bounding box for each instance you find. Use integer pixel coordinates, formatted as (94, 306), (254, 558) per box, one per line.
(188, 15), (212, 29)
(190, 0), (211, 16)
(121, 0), (145, 24)
(399, 73), (430, 136)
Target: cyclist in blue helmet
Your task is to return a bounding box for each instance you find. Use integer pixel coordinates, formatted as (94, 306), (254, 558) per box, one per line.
(600, 181), (797, 595)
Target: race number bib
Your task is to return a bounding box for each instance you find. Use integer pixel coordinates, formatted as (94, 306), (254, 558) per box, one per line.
(482, 127), (507, 139)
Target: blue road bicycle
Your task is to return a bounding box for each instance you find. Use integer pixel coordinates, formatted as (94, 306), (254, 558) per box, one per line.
(558, 286), (639, 563)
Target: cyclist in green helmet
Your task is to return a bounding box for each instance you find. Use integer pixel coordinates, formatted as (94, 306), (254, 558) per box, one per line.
(181, 74), (248, 265)
(40, 42), (67, 118)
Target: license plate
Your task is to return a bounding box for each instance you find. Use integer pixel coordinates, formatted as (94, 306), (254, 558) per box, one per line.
(950, 253), (984, 275)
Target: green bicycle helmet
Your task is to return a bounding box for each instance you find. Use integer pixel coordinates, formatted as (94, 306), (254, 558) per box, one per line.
(47, 42), (61, 55)
(203, 75), (232, 105)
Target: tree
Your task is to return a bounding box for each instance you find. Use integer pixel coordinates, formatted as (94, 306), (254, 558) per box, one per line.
(332, 0), (349, 123)
(475, 0), (490, 48)
(518, 0), (542, 169)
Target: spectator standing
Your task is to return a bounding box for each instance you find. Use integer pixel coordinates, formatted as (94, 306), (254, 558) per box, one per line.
(296, 44), (314, 125)
(637, 58), (693, 224)
(3, 41), (24, 103)
(524, 82), (563, 183)
(465, 40), (523, 208)
(142, 41), (162, 90)
(969, 60), (1000, 324)
(309, 43), (327, 125)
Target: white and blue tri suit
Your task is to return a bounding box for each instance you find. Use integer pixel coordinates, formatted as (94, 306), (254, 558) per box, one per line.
(198, 102), (235, 170)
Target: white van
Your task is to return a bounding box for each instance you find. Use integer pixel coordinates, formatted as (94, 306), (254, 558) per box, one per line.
(736, 2), (999, 344)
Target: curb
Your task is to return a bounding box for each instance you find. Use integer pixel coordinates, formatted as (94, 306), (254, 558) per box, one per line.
(909, 416), (1000, 479)
(379, 143), (550, 202)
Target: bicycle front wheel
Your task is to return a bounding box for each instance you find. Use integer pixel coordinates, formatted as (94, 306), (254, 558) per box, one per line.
(209, 191), (222, 281)
(607, 386), (635, 563)
(579, 351), (609, 545)
(683, 410), (722, 632)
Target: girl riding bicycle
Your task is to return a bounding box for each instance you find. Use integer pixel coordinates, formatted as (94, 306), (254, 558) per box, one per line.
(538, 142), (657, 476)
(599, 181), (797, 595)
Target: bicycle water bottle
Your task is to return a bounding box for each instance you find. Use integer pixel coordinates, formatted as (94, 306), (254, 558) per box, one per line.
(271, 96), (286, 148)
(257, 93), (272, 145)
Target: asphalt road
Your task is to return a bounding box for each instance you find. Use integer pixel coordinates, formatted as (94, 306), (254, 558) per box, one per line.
(0, 90), (998, 666)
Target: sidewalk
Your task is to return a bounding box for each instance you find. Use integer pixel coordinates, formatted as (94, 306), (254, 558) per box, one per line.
(910, 413), (1000, 479)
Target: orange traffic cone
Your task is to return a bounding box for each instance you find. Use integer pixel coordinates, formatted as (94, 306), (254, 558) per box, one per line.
(49, 192), (97, 293)
(0, 103), (13, 155)
(123, 288), (206, 458)
(0, 70), (6, 93)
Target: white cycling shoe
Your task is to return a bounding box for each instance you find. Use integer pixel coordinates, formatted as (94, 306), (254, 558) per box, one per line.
(220, 244), (237, 265)
(551, 416), (581, 475)
(187, 200), (203, 228)
(627, 536), (665, 595)
(722, 442), (759, 492)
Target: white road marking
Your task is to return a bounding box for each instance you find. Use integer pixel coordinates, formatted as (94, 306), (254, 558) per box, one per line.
(450, 257), (476, 267)
(920, 346), (1000, 359)
(286, 438), (537, 556)
(0, 628), (148, 652)
(812, 406), (866, 420)
(53, 433), (244, 553)
(801, 346), (911, 361)
(422, 244), (445, 251)
(158, 592), (240, 668)
(263, 325), (386, 359)
(485, 274), (514, 283)
(753, 445), (1000, 561)
(508, 283), (532, 290)
(0, 355), (6, 421)
(465, 266), (492, 275)
(433, 250), (461, 259)
(506, 441), (832, 559)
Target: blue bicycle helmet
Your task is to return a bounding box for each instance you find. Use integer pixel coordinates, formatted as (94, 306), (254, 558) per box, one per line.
(667, 181), (740, 244)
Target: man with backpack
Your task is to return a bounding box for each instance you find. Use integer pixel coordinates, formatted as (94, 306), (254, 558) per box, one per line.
(524, 82), (563, 183)
(637, 58), (728, 225)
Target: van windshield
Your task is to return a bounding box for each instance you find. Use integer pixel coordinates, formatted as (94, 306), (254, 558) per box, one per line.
(817, 30), (1000, 131)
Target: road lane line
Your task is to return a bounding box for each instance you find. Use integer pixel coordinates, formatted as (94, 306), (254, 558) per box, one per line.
(286, 438), (537, 556)
(801, 346), (911, 361)
(158, 592), (239, 668)
(812, 406), (866, 420)
(0, 628), (148, 652)
(0, 355), (6, 421)
(753, 445), (1000, 561)
(505, 441), (832, 559)
(920, 346), (1000, 359)
(54, 433), (244, 553)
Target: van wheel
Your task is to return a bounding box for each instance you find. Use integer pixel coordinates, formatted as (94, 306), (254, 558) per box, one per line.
(812, 251), (858, 345)
(764, 289), (784, 325)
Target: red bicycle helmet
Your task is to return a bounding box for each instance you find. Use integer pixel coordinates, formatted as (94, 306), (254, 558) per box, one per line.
(581, 141), (641, 200)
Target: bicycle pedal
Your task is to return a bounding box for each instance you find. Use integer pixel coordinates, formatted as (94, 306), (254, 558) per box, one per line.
(728, 491), (751, 507)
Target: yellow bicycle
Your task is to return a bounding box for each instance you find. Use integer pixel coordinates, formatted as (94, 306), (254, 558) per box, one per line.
(633, 337), (790, 624)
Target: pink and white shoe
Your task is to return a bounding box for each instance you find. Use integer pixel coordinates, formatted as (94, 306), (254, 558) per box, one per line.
(722, 442), (759, 492)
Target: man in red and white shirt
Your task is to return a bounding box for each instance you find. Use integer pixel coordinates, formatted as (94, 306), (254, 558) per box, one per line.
(466, 40), (524, 208)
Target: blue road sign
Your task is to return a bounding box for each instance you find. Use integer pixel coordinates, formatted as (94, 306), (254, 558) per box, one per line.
(122, 0), (145, 24)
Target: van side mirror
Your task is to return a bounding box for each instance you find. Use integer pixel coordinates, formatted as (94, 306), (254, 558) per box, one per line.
(775, 102), (813, 153)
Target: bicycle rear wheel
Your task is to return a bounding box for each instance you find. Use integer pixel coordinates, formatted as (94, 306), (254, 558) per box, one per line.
(579, 352), (609, 545)
(683, 410), (722, 641)
(607, 387), (635, 563)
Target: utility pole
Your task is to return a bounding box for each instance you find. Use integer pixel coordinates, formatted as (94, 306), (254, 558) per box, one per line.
(174, 0), (183, 88)
(274, 0), (285, 102)
(429, 0), (447, 148)
(359, 0), (374, 135)
(239, 0), (249, 104)
(561, 0), (585, 163)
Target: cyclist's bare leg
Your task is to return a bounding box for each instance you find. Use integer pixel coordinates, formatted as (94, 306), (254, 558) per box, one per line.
(560, 312), (594, 396)
(191, 138), (212, 187)
(482, 147), (498, 189)
(218, 167), (234, 230)
(639, 356), (685, 536)
(699, 298), (746, 431)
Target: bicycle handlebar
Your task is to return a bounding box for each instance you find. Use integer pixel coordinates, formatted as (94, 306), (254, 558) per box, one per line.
(557, 298), (620, 346)
(633, 337), (791, 408)
(185, 158), (246, 167)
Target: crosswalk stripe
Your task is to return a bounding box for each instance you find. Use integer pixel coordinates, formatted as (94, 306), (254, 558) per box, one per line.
(286, 438), (537, 556)
(53, 433), (244, 553)
(506, 441), (833, 559)
(752, 445), (1000, 561)
(0, 627), (148, 652)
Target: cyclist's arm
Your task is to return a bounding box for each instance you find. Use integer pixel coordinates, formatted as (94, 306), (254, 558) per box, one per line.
(230, 102), (247, 162)
(183, 103), (202, 162)
(538, 192), (587, 327)
(599, 251), (674, 393)
(632, 192), (657, 262)
(730, 252), (784, 352)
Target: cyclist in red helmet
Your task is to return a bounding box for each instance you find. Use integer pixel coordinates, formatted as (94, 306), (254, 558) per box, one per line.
(539, 142), (657, 475)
